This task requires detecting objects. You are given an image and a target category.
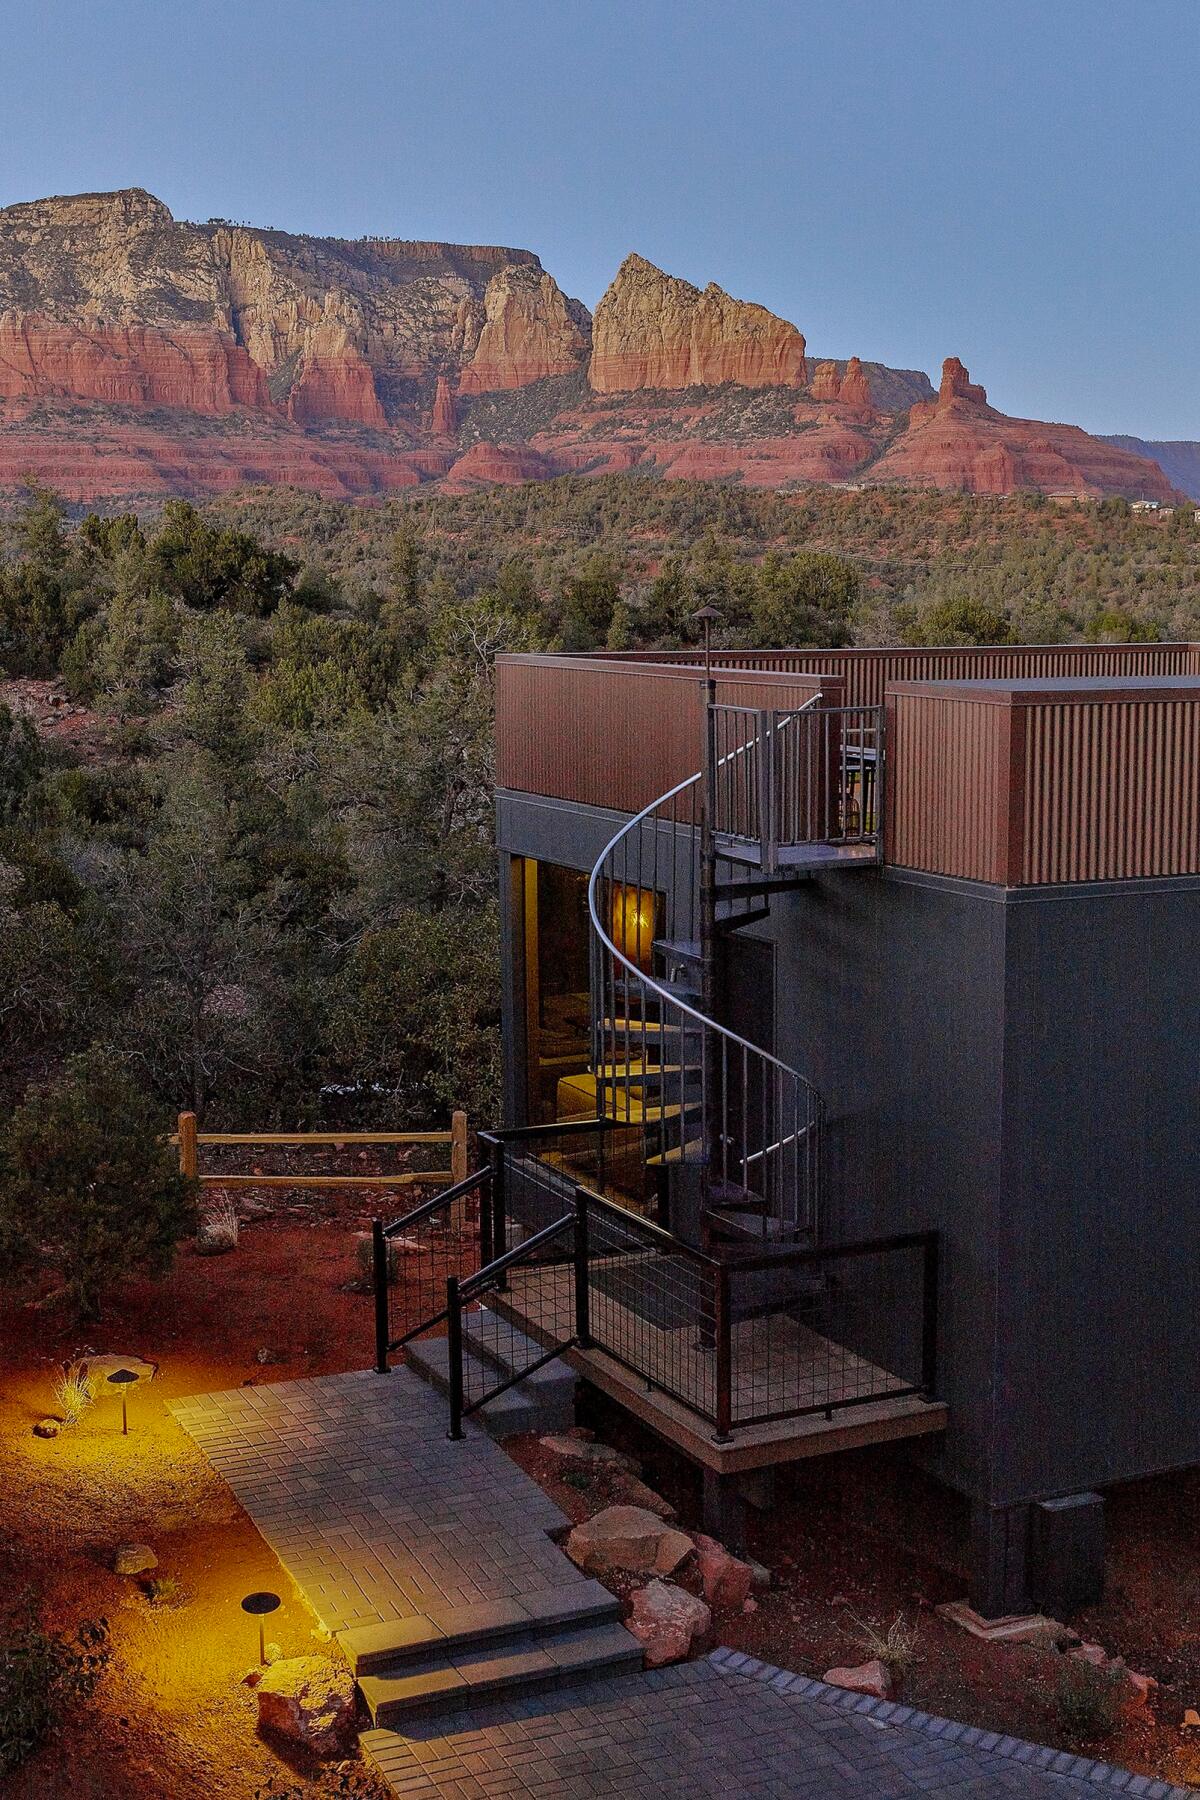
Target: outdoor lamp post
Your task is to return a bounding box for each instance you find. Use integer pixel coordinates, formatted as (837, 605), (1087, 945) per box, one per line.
(241, 1590), (282, 1665)
(691, 603), (722, 684)
(107, 1367), (138, 1435)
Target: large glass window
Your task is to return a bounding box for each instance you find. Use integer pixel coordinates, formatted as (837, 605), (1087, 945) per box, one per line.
(522, 861), (592, 1123)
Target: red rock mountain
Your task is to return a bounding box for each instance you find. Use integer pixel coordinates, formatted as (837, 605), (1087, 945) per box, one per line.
(0, 189), (1180, 504)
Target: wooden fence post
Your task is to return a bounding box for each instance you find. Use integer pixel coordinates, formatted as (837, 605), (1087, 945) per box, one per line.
(178, 1112), (198, 1180)
(451, 1110), (468, 1186)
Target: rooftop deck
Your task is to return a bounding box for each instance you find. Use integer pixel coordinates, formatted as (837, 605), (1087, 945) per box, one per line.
(497, 644), (1200, 888)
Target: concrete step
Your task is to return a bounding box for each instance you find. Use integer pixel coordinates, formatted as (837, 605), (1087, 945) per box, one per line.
(404, 1312), (576, 1437)
(339, 1581), (621, 1676)
(351, 1596), (642, 1727)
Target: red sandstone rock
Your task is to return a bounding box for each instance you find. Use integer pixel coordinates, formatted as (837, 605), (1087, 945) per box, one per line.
(628, 1579), (710, 1667)
(822, 1658), (892, 1700)
(589, 253), (807, 393)
(287, 346), (386, 428)
(431, 375), (457, 435)
(0, 316), (270, 413)
(458, 264), (590, 393)
(442, 441), (555, 490)
(939, 355), (989, 407)
(810, 359), (842, 402)
(838, 356), (872, 412)
(690, 1533), (754, 1611)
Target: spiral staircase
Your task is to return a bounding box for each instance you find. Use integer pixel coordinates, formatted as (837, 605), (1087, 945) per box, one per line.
(568, 692), (882, 1252)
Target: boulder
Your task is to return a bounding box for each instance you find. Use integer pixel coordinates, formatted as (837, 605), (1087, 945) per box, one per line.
(691, 1533), (754, 1611)
(33, 1418), (60, 1439)
(628, 1579), (710, 1668)
(822, 1658), (892, 1701)
(80, 1353), (157, 1387)
(616, 1476), (676, 1520)
(113, 1545), (158, 1575)
(255, 1655), (356, 1756)
(1069, 1641), (1108, 1668)
(565, 1505), (693, 1578)
(746, 1557), (773, 1593)
(540, 1434), (640, 1475)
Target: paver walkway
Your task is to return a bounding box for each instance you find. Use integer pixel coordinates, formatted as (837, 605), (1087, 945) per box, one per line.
(168, 1368), (577, 1633)
(171, 1370), (1195, 1800)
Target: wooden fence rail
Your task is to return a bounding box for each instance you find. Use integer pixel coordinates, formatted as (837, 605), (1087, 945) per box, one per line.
(173, 1111), (469, 1190)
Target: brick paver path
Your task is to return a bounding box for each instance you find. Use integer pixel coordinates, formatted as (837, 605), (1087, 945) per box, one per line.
(169, 1368), (576, 1633)
(363, 1658), (1195, 1799)
(172, 1369), (1194, 1800)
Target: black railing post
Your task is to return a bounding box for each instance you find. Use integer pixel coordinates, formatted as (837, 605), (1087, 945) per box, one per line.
(714, 1262), (733, 1441)
(489, 1137), (508, 1285)
(921, 1231), (940, 1397)
(574, 1187), (591, 1348)
(372, 1219), (390, 1374)
(446, 1275), (465, 1440)
(478, 1168), (494, 1279)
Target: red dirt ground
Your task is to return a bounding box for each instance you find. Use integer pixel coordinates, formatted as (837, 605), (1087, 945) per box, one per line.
(5, 1202), (1200, 1795)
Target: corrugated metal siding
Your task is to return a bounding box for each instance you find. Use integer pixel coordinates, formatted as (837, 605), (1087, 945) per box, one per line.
(585, 644), (1196, 708)
(886, 693), (1014, 884)
(495, 657), (824, 812)
(1022, 699), (1200, 883)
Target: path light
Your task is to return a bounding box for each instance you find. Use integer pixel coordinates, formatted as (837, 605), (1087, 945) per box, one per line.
(241, 1590), (281, 1665)
(107, 1367), (139, 1435)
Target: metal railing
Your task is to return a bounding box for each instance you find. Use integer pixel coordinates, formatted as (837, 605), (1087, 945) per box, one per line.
(372, 1160), (939, 1444)
(446, 1205), (582, 1440)
(710, 701), (883, 872)
(371, 1118), (612, 1371)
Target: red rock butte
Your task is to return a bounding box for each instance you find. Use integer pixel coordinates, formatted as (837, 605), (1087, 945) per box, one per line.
(0, 189), (1181, 504)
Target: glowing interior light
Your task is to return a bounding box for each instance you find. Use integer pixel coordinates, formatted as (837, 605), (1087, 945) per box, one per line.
(610, 885), (655, 970)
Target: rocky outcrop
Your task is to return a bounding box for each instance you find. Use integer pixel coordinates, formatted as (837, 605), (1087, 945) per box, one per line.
(458, 264), (590, 393)
(0, 316), (270, 412)
(0, 192), (1181, 504)
(589, 253), (807, 393)
(431, 374), (457, 435)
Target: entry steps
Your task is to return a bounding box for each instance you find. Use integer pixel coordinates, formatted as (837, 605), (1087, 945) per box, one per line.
(404, 1309), (575, 1438)
(340, 1582), (643, 1726)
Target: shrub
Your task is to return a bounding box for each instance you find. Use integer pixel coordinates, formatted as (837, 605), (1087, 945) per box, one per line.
(846, 1611), (924, 1684)
(0, 1609), (108, 1777)
(194, 1193), (239, 1256)
(1051, 1657), (1125, 1743)
(50, 1359), (99, 1428)
(0, 1047), (196, 1320)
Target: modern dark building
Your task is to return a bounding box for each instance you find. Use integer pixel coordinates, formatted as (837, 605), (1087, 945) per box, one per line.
(482, 641), (1200, 1617)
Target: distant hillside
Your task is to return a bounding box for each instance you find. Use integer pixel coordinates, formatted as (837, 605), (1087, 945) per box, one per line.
(0, 186), (1181, 506)
(1102, 437), (1200, 502)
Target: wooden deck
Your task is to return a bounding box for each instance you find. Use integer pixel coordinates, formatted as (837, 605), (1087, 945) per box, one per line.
(490, 1256), (947, 1475)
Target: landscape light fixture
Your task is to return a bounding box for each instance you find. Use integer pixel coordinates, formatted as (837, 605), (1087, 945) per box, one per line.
(241, 1590), (282, 1665)
(691, 604), (722, 683)
(107, 1367), (139, 1435)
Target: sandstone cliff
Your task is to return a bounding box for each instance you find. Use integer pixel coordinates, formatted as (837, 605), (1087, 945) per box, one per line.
(588, 254), (808, 392)
(0, 191), (1179, 506)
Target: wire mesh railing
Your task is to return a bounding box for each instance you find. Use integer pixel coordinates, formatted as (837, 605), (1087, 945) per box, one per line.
(447, 1209), (580, 1439)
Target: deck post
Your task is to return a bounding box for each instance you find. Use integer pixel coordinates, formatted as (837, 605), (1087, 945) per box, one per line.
(714, 1262), (733, 1442)
(446, 1276), (465, 1440)
(177, 1110), (198, 1180)
(372, 1219), (390, 1375)
(573, 1188), (591, 1348)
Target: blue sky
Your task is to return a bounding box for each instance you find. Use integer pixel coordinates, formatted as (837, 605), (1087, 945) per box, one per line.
(4, 0), (1197, 437)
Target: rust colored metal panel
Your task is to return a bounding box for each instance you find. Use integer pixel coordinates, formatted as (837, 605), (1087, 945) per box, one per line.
(885, 689), (1013, 883)
(1020, 698), (1200, 883)
(495, 655), (823, 811)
